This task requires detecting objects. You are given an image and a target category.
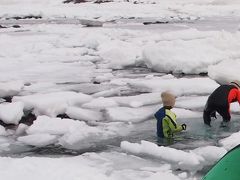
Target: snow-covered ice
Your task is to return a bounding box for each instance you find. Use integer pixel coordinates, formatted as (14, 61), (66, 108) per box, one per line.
(12, 91), (93, 117)
(0, 102), (24, 125)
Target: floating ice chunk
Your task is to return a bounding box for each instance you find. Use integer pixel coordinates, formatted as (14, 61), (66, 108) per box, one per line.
(15, 123), (29, 136)
(0, 125), (8, 136)
(59, 129), (103, 149)
(212, 0), (240, 5)
(175, 96), (208, 111)
(127, 76), (218, 96)
(26, 116), (83, 135)
(99, 40), (141, 69)
(178, 172), (188, 179)
(142, 30), (230, 74)
(219, 131), (240, 150)
(23, 82), (59, 94)
(58, 122), (105, 149)
(110, 78), (128, 86)
(92, 87), (128, 98)
(0, 153), (110, 180)
(26, 115), (105, 148)
(106, 106), (156, 123)
(0, 81), (24, 98)
(111, 93), (161, 108)
(121, 140), (204, 171)
(94, 73), (114, 83)
(66, 106), (104, 122)
(140, 164), (171, 172)
(13, 91), (93, 117)
(129, 101), (143, 108)
(146, 171), (180, 180)
(82, 97), (118, 110)
(192, 146), (227, 165)
(22, 115), (131, 149)
(145, 75), (155, 79)
(208, 59), (240, 85)
(172, 108), (202, 118)
(121, 141), (142, 154)
(81, 37), (99, 50)
(18, 133), (58, 147)
(0, 102), (24, 125)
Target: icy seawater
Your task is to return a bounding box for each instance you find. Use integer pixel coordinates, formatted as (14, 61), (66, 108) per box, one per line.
(171, 116), (240, 149)
(122, 115), (240, 149)
(2, 115), (240, 158)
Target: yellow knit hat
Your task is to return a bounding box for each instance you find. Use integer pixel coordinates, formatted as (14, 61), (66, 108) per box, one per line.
(161, 91), (176, 107)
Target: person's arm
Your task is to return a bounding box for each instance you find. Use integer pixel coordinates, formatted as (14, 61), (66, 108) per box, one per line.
(165, 115), (183, 133)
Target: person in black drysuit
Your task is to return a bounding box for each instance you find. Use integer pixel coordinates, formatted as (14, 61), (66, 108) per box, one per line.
(203, 80), (240, 127)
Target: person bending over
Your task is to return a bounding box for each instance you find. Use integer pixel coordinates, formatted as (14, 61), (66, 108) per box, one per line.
(203, 80), (240, 127)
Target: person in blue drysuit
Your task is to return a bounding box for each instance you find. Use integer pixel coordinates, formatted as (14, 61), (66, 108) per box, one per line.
(154, 91), (187, 138)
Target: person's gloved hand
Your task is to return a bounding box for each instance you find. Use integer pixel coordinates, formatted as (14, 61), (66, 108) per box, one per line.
(181, 124), (187, 130)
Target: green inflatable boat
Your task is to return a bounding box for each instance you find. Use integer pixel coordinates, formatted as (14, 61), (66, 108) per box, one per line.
(203, 144), (240, 180)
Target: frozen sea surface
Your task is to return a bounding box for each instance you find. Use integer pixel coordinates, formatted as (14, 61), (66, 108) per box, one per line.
(1, 5), (240, 179)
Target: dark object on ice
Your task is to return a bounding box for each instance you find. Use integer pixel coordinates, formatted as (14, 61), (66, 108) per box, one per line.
(203, 144), (240, 180)
(80, 19), (103, 27)
(199, 72), (208, 76)
(63, 0), (87, 3)
(19, 113), (36, 126)
(0, 25), (7, 28)
(93, 81), (101, 84)
(12, 25), (21, 28)
(63, 0), (113, 3)
(203, 80), (240, 126)
(19, 109), (37, 126)
(94, 0), (113, 4)
(3, 96), (12, 103)
(8, 15), (42, 20)
(0, 120), (16, 129)
(143, 21), (169, 25)
(57, 113), (70, 119)
(24, 82), (32, 86)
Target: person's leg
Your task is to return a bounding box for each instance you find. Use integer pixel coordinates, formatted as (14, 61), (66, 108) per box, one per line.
(203, 110), (212, 126)
(203, 101), (215, 126)
(218, 106), (231, 122)
(217, 106), (231, 127)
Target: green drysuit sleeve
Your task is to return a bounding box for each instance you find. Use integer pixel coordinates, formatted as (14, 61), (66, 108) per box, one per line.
(163, 116), (183, 138)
